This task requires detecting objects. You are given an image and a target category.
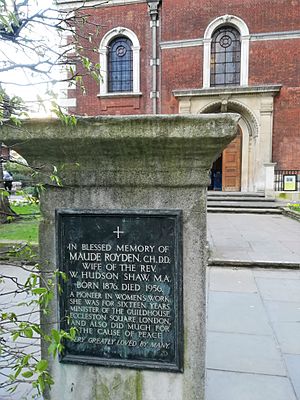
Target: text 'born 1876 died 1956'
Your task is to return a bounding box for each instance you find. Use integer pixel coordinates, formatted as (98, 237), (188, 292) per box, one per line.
(56, 209), (183, 372)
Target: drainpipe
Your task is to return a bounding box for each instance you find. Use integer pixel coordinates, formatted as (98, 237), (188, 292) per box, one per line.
(147, 0), (161, 114)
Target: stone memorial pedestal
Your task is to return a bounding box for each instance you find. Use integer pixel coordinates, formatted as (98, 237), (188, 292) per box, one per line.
(2, 115), (239, 400)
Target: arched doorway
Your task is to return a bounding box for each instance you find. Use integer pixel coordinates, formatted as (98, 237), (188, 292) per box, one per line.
(175, 87), (279, 193)
(199, 99), (260, 192)
(209, 127), (242, 191)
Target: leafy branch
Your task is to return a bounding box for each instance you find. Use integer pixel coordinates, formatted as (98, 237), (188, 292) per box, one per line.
(0, 255), (76, 396)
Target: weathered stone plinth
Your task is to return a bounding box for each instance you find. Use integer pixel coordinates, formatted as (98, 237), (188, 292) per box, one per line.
(1, 114), (239, 400)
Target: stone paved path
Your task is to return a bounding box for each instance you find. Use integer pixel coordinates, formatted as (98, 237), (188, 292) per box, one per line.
(207, 213), (300, 266)
(1, 213), (300, 399)
(207, 213), (300, 399)
(206, 267), (300, 400)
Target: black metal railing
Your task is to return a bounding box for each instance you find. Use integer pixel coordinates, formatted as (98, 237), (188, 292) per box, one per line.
(274, 170), (300, 191)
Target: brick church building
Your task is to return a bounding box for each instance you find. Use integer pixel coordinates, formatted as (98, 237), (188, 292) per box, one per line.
(58, 0), (300, 194)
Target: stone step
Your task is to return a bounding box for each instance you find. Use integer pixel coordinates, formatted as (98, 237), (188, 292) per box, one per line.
(207, 207), (282, 214)
(207, 196), (275, 202)
(207, 191), (265, 198)
(208, 201), (279, 208)
(208, 259), (300, 269)
(206, 191), (285, 214)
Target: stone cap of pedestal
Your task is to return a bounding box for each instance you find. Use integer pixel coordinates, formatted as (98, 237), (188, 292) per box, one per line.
(1, 114), (239, 187)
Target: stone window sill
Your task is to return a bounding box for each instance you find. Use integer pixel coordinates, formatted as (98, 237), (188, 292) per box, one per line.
(97, 92), (142, 98)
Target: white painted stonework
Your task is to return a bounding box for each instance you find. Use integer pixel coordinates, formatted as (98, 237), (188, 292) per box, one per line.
(264, 163), (277, 199)
(203, 15), (250, 88)
(174, 86), (281, 193)
(99, 27), (141, 96)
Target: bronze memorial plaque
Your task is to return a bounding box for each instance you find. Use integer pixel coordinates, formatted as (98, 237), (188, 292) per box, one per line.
(57, 209), (183, 372)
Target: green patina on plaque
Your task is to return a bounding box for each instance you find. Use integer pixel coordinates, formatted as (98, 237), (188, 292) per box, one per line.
(57, 209), (183, 372)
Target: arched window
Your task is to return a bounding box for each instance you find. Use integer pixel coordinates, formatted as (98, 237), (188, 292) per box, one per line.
(99, 27), (141, 96)
(203, 15), (249, 88)
(210, 26), (241, 87)
(108, 36), (133, 93)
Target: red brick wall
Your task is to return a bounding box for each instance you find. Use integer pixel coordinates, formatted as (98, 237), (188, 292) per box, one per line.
(249, 41), (300, 87)
(160, 47), (202, 113)
(73, 3), (151, 115)
(273, 88), (300, 169)
(159, 1), (300, 170)
(249, 40), (300, 169)
(161, 0), (300, 41)
(71, 0), (300, 171)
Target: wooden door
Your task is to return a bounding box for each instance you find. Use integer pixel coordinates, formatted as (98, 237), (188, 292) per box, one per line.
(222, 128), (242, 191)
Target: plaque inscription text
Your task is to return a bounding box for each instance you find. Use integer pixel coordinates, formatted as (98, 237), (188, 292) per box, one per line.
(57, 210), (183, 371)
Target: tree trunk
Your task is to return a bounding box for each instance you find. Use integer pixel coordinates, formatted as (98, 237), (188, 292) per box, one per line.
(0, 161), (17, 224)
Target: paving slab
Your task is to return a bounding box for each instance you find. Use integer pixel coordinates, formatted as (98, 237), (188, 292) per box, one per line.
(208, 213), (300, 265)
(206, 331), (286, 375)
(208, 267), (257, 293)
(207, 267), (300, 400)
(253, 269), (300, 280)
(255, 277), (300, 302)
(272, 322), (300, 354)
(206, 370), (297, 400)
(284, 355), (300, 400)
(207, 291), (272, 335)
(264, 300), (300, 322)
(206, 210), (300, 399)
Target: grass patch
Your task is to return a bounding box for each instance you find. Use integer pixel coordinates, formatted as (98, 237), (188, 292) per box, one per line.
(287, 203), (300, 213)
(11, 203), (40, 216)
(0, 219), (39, 243)
(0, 202), (40, 243)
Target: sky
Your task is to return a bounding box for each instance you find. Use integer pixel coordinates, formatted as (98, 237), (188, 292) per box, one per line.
(1, 0), (66, 117)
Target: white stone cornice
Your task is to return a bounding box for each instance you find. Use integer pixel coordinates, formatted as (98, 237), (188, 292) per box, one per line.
(160, 38), (203, 49)
(251, 30), (300, 41)
(173, 85), (282, 98)
(160, 31), (300, 50)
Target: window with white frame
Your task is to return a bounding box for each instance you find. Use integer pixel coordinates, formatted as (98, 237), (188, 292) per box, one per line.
(99, 27), (141, 96)
(210, 26), (241, 87)
(108, 36), (133, 92)
(203, 15), (250, 88)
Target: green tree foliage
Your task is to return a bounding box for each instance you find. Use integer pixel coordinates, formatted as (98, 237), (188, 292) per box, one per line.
(0, 0), (103, 122)
(0, 0), (105, 396)
(0, 0), (102, 222)
(0, 256), (76, 396)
